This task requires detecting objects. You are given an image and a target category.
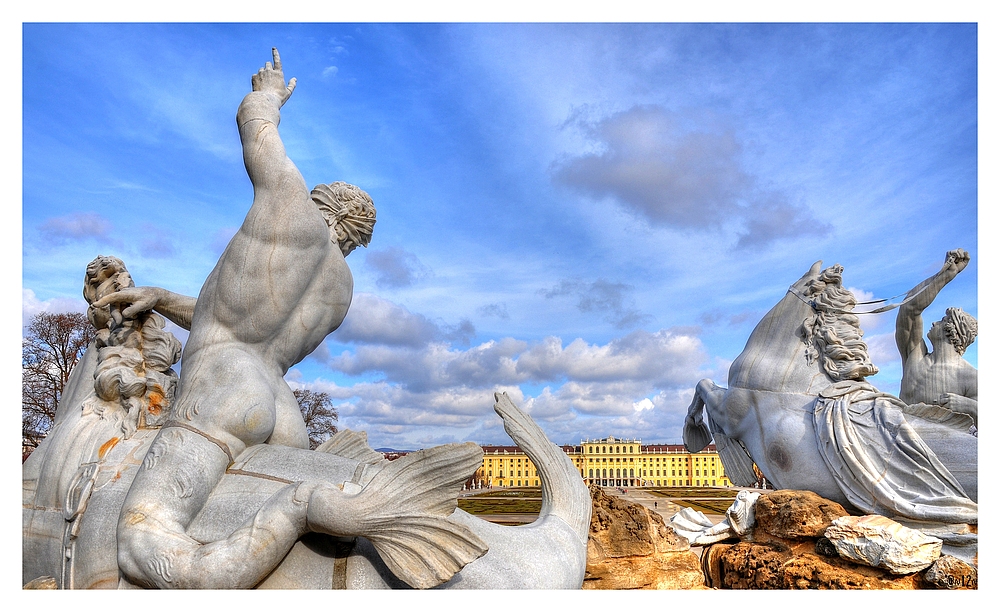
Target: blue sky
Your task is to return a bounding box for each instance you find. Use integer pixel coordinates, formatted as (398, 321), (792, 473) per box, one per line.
(21, 22), (979, 450)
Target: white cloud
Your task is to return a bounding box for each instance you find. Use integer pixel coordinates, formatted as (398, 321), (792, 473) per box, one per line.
(633, 397), (654, 412)
(322, 66), (339, 78)
(334, 293), (440, 347)
(552, 105), (832, 249)
(22, 288), (89, 328)
(302, 320), (714, 448)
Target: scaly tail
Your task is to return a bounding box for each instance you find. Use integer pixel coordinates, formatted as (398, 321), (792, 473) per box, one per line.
(346, 442), (488, 589)
(493, 391), (590, 543)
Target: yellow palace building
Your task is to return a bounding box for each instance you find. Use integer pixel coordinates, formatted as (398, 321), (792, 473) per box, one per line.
(473, 435), (732, 489)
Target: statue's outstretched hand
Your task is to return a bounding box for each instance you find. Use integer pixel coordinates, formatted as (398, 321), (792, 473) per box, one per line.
(91, 286), (164, 320)
(251, 47), (296, 107)
(942, 249), (970, 276)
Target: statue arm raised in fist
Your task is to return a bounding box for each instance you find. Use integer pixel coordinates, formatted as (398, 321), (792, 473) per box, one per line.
(895, 249), (977, 425)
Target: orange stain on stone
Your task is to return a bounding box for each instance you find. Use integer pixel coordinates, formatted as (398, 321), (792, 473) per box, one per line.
(147, 390), (165, 416)
(99, 437), (121, 460)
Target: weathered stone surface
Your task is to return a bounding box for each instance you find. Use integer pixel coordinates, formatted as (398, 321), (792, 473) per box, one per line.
(923, 555), (977, 589)
(719, 542), (788, 589)
(815, 536), (838, 557)
(782, 553), (924, 589)
(824, 515), (942, 574)
(587, 485), (687, 559)
(584, 486), (703, 589)
(701, 543), (733, 589)
(584, 551), (706, 590)
(754, 489), (848, 539)
(717, 542), (926, 589)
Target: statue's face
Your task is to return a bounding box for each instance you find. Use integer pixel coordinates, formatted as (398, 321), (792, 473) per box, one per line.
(928, 318), (947, 345)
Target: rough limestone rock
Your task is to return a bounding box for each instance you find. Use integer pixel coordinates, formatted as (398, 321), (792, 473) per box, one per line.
(824, 515), (942, 574)
(714, 542), (925, 589)
(701, 543), (733, 589)
(718, 542), (788, 589)
(584, 485), (705, 589)
(587, 484), (687, 558)
(754, 489), (849, 539)
(781, 553), (924, 589)
(923, 555), (977, 589)
(584, 552), (707, 590)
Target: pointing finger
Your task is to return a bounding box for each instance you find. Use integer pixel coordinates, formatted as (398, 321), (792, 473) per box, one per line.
(272, 47), (281, 71)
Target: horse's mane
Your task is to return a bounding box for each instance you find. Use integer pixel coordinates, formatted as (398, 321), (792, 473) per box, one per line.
(798, 265), (878, 382)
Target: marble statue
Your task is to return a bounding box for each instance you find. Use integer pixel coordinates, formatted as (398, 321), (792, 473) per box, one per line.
(896, 249), (978, 429)
(669, 490), (761, 546)
(682, 261), (977, 526)
(23, 49), (591, 589)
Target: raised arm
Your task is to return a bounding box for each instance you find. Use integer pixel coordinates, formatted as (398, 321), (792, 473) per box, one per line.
(236, 48), (301, 195)
(896, 249), (969, 360)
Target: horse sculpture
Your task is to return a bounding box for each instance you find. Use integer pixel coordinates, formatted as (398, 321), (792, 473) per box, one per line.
(683, 261), (977, 526)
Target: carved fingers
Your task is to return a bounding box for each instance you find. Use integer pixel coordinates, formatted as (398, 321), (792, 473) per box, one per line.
(90, 286), (161, 319)
(943, 249), (970, 274)
(251, 47), (295, 106)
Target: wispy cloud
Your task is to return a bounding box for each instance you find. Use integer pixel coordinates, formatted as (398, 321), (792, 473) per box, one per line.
(39, 212), (113, 244)
(138, 223), (176, 258)
(552, 105), (832, 249)
(477, 302), (509, 320)
(364, 247), (431, 289)
(541, 278), (651, 329)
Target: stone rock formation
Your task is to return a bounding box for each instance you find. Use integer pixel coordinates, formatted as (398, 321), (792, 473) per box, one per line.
(824, 515), (942, 574)
(754, 489), (848, 539)
(583, 485), (705, 589)
(922, 555), (977, 589)
(698, 490), (974, 589)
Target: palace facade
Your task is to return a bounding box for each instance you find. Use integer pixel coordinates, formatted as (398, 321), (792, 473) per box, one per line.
(473, 435), (732, 489)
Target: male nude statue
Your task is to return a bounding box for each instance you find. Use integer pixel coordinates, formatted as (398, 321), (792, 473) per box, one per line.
(95, 49), (485, 589)
(895, 248), (978, 427)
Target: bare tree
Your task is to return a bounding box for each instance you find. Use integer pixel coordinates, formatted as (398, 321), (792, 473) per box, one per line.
(293, 388), (339, 450)
(22, 312), (96, 457)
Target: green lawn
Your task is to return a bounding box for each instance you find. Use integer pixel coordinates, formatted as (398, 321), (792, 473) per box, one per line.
(458, 488), (542, 515)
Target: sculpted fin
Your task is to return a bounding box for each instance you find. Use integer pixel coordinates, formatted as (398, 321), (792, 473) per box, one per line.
(316, 429), (388, 465)
(347, 442), (488, 589)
